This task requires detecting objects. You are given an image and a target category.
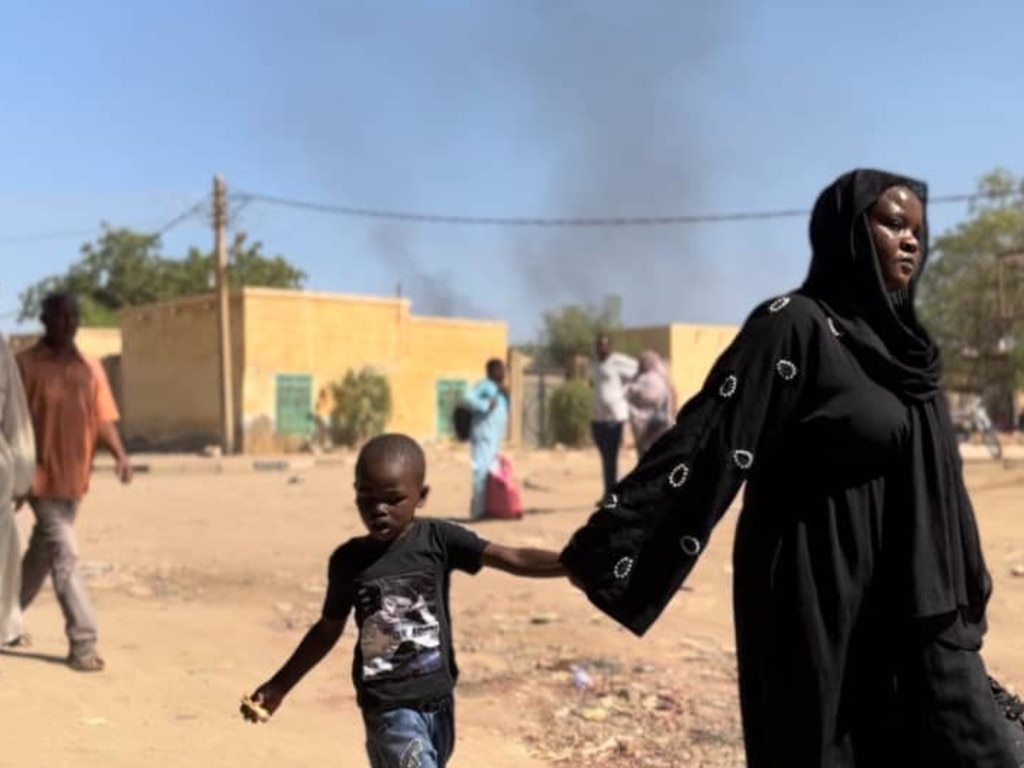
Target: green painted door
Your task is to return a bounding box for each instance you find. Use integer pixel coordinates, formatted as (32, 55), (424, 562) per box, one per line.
(275, 373), (314, 436)
(436, 379), (469, 437)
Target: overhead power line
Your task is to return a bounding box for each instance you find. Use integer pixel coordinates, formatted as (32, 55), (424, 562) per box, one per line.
(0, 187), (1012, 245)
(156, 197), (210, 235)
(0, 198), (210, 246)
(233, 190), (1001, 229)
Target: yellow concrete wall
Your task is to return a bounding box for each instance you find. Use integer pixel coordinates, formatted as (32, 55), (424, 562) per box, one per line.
(240, 289), (407, 451)
(239, 289), (507, 449)
(401, 315), (508, 439)
(617, 326), (672, 362)
(119, 293), (245, 448)
(668, 324), (739, 404)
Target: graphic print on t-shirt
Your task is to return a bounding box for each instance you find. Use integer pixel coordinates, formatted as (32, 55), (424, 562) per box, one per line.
(356, 571), (442, 682)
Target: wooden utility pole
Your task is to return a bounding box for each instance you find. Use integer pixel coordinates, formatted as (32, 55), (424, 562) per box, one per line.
(214, 174), (236, 455)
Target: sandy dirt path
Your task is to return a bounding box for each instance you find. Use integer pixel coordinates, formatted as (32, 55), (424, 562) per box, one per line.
(2, 445), (1022, 767)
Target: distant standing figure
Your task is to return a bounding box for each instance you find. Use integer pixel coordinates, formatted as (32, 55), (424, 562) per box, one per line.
(626, 350), (677, 458)
(465, 359), (509, 519)
(0, 331), (36, 648)
(590, 334), (637, 497)
(310, 386), (333, 452)
(16, 292), (132, 672)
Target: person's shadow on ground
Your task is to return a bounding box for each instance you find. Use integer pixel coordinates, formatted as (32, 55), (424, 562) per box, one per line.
(0, 648), (68, 667)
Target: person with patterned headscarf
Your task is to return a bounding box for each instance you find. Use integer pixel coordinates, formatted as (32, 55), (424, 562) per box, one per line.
(625, 350), (677, 458)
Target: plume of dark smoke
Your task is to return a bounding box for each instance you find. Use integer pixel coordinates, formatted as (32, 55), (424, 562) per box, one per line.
(502, 2), (738, 323)
(370, 224), (484, 319)
(274, 3), (740, 328)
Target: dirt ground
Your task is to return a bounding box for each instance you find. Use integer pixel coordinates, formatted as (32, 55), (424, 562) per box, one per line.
(2, 444), (1023, 768)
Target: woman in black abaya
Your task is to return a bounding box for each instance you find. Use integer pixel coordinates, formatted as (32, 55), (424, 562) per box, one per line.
(560, 169), (1019, 767)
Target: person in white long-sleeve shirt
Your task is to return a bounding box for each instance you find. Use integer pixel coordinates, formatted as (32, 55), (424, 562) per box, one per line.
(589, 334), (637, 498)
(0, 331), (36, 647)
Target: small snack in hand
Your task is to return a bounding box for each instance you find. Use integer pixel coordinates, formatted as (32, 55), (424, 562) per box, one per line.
(240, 693), (271, 723)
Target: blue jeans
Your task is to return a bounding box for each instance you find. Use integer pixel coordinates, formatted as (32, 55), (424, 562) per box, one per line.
(591, 421), (624, 496)
(363, 697), (455, 768)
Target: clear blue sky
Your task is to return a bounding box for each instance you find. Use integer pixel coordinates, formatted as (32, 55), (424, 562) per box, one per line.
(2, 1), (1022, 341)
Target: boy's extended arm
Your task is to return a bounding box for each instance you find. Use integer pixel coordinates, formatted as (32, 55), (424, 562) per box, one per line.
(481, 543), (566, 578)
(244, 617), (346, 721)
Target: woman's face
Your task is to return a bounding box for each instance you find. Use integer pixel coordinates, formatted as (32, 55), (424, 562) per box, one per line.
(867, 185), (924, 291)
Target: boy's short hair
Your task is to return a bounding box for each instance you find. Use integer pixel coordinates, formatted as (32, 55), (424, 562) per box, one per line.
(356, 433), (427, 484)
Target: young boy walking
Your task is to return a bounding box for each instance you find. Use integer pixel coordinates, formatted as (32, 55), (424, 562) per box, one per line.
(242, 433), (564, 767)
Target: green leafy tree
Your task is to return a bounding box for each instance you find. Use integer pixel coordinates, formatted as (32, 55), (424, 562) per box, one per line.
(918, 169), (1024, 420)
(539, 295), (625, 370)
(18, 226), (306, 325)
(222, 233), (306, 289)
(19, 227), (165, 325)
(547, 379), (592, 446)
(330, 368), (392, 447)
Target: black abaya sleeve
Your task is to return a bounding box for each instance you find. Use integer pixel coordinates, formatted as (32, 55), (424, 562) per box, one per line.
(560, 296), (822, 636)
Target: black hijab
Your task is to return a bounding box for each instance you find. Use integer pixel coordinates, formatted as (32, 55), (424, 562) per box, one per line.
(798, 169), (991, 629)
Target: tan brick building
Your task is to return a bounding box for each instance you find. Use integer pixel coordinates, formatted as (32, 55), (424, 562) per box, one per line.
(118, 288), (507, 452)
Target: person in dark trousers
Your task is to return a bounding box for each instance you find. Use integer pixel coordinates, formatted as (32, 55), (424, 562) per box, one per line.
(560, 170), (1020, 767)
(589, 333), (637, 499)
(242, 433), (564, 768)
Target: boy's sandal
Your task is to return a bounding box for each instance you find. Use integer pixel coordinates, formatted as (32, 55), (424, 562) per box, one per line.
(2, 634), (32, 649)
(68, 653), (105, 672)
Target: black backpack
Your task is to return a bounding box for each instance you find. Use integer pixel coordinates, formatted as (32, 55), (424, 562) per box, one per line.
(452, 403), (473, 442)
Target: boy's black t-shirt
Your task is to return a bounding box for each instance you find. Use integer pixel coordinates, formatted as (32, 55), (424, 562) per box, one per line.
(322, 518), (489, 712)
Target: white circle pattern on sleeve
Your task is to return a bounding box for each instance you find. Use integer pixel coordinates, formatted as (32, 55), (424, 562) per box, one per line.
(679, 536), (701, 556)
(775, 359), (798, 381)
(613, 556), (634, 580)
(732, 449), (754, 469)
(668, 462), (691, 488)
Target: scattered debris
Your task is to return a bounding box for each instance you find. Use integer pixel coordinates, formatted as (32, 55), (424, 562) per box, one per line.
(469, 645), (746, 767)
(570, 665), (593, 691)
(253, 460), (289, 472)
(530, 613), (560, 625)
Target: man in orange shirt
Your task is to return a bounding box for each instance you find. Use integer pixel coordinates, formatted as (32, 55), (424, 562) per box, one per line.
(16, 292), (132, 672)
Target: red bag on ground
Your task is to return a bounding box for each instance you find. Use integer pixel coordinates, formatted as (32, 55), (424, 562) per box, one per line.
(484, 454), (524, 520)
